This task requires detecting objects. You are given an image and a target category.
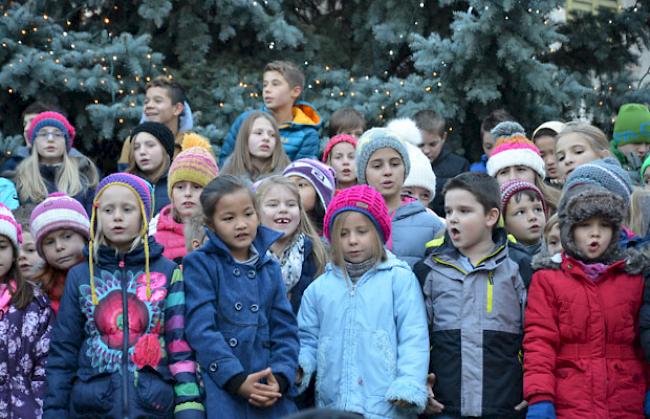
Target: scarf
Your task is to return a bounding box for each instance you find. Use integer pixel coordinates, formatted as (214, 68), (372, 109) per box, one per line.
(576, 259), (609, 282)
(344, 257), (378, 283)
(270, 233), (305, 292)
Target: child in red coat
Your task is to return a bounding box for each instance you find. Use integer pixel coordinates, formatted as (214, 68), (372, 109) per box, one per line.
(524, 184), (650, 419)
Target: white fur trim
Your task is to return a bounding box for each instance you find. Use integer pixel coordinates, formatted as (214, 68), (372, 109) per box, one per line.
(486, 148), (545, 178)
(386, 118), (423, 146)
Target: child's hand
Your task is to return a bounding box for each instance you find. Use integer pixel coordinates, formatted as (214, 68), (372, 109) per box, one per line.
(249, 369), (282, 408)
(237, 368), (281, 405)
(390, 399), (415, 409)
(424, 373), (445, 414)
(295, 367), (304, 386)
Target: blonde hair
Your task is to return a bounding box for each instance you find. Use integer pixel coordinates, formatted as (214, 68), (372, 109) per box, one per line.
(221, 112), (290, 181)
(255, 176), (327, 276)
(627, 188), (650, 237)
(556, 121), (610, 155)
(535, 174), (560, 214)
(16, 147), (95, 203)
(329, 211), (386, 279)
(126, 133), (171, 183)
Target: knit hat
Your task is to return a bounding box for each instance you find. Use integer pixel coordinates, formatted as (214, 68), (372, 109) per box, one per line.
(486, 121), (545, 179)
(324, 185), (392, 244)
(386, 118), (423, 146)
(130, 121), (175, 160)
(322, 134), (357, 163)
(355, 128), (411, 185)
(283, 159), (336, 210)
(403, 143), (436, 202)
(500, 179), (548, 216)
(532, 121), (565, 139)
(0, 203), (22, 250)
(612, 103), (650, 147)
(90, 173), (153, 305)
(30, 192), (90, 258)
(26, 111), (76, 150)
(562, 157), (633, 209)
(558, 183), (625, 264)
(168, 133), (219, 197)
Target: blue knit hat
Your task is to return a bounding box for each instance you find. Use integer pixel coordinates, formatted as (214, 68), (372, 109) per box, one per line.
(562, 157), (633, 208)
(355, 128), (410, 185)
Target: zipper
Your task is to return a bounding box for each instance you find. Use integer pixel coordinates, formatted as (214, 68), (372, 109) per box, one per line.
(432, 257), (467, 275)
(119, 257), (130, 418)
(486, 271), (494, 313)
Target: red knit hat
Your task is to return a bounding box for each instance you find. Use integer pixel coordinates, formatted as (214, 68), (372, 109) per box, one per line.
(324, 185), (391, 244)
(27, 111), (76, 151)
(321, 134), (358, 163)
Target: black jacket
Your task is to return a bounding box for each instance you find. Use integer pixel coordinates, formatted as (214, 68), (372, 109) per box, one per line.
(430, 146), (469, 216)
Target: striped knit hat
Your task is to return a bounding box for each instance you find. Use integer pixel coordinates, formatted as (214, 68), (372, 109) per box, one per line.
(90, 173), (153, 305)
(30, 192), (90, 258)
(486, 121), (545, 179)
(500, 179), (548, 217)
(283, 159), (336, 210)
(168, 133), (219, 197)
(26, 111), (76, 151)
(324, 185), (392, 243)
(562, 157), (633, 209)
(0, 203), (22, 250)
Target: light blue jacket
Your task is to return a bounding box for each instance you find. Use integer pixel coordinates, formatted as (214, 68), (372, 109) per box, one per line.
(297, 253), (429, 419)
(392, 201), (445, 268)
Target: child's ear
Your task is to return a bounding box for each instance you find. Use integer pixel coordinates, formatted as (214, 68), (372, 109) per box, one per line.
(172, 101), (184, 117)
(442, 132), (448, 142)
(485, 207), (500, 228)
(290, 85), (302, 100)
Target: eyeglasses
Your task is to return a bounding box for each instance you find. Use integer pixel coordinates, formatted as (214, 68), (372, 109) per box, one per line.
(36, 130), (65, 140)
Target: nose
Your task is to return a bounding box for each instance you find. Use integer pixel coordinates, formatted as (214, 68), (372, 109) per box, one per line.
(183, 184), (192, 197)
(55, 238), (65, 251)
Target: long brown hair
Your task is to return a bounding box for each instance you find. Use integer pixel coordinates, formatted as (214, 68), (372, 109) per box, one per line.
(0, 238), (35, 310)
(221, 112), (290, 181)
(126, 133), (171, 183)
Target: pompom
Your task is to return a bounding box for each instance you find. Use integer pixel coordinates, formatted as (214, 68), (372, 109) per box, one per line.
(490, 121), (526, 140)
(181, 132), (212, 152)
(386, 118), (423, 146)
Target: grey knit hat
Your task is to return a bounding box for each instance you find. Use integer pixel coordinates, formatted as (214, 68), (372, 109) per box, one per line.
(355, 128), (410, 185)
(562, 157), (633, 209)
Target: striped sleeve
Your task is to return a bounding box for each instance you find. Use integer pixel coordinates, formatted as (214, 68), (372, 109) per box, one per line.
(165, 268), (205, 418)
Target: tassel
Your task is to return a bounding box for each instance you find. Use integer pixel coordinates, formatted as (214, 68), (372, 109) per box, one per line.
(89, 207), (98, 305)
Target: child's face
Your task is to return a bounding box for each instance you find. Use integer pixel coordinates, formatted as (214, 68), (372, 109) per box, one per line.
(545, 223), (562, 255)
(262, 70), (301, 112)
(211, 189), (259, 261)
(504, 194), (546, 246)
(556, 133), (603, 180)
(573, 216), (613, 260)
(248, 117), (277, 161)
(34, 127), (66, 164)
(18, 231), (45, 280)
(419, 130), (446, 162)
(41, 229), (86, 270)
(0, 236), (14, 279)
(339, 211), (377, 263)
(339, 127), (364, 138)
(133, 133), (165, 174)
(288, 176), (317, 212)
(259, 185), (301, 239)
(365, 148), (405, 200)
(482, 132), (496, 157)
(172, 181), (203, 221)
(23, 112), (38, 144)
(617, 142), (650, 164)
(97, 185), (142, 253)
(495, 165), (537, 186)
(329, 142), (356, 184)
(535, 135), (558, 179)
(401, 186), (432, 207)
(444, 188), (498, 254)
(143, 86), (183, 126)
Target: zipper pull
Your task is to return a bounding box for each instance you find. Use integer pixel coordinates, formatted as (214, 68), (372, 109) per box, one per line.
(118, 260), (125, 269)
(351, 284), (356, 297)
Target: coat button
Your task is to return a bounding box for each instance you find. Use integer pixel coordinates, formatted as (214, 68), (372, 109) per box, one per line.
(209, 362), (218, 372)
(234, 302), (243, 311)
(250, 304), (259, 312)
(233, 268), (241, 277)
(262, 341), (271, 349)
(247, 270), (256, 279)
(228, 338), (238, 348)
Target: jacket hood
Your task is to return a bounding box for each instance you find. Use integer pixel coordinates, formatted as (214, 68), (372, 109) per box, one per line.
(201, 224), (282, 265)
(156, 205), (184, 236)
(427, 228), (510, 270)
(393, 200), (428, 221)
(532, 244), (650, 275)
(324, 250), (409, 277)
(84, 236), (164, 269)
(286, 101), (322, 128)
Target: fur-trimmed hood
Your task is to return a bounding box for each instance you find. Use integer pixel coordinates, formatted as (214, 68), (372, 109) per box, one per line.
(532, 244), (650, 275)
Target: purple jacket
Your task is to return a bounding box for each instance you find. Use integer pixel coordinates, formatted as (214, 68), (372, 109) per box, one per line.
(0, 285), (53, 418)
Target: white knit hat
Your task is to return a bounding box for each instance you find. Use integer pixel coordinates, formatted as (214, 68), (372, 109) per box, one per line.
(403, 143), (436, 202)
(0, 203), (22, 250)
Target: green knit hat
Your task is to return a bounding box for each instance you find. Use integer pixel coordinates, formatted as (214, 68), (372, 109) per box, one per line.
(612, 103), (650, 147)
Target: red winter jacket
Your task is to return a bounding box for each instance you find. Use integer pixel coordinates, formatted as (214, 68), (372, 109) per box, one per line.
(524, 253), (650, 419)
(151, 204), (187, 263)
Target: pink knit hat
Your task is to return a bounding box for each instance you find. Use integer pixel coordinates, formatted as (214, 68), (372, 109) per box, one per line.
(26, 111), (76, 151)
(0, 203), (22, 250)
(322, 134), (358, 163)
(486, 121), (545, 179)
(324, 185), (391, 243)
(500, 179), (548, 217)
(30, 192), (90, 257)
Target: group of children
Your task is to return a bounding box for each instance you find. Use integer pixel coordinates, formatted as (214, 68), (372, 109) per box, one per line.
(0, 58), (650, 419)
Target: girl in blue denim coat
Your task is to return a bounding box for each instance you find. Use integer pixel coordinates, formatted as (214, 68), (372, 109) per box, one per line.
(297, 185), (430, 419)
(184, 175), (300, 418)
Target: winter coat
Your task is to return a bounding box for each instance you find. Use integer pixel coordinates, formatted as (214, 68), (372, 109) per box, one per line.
(150, 174), (170, 217)
(183, 226), (299, 418)
(297, 253), (429, 418)
(218, 102), (322, 165)
(150, 204), (186, 264)
(429, 147), (469, 216)
(525, 250), (650, 418)
(416, 229), (527, 417)
(469, 154), (488, 174)
(392, 200), (445, 268)
(44, 238), (204, 419)
(508, 240), (541, 288)
(287, 235), (318, 314)
(0, 284), (53, 419)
